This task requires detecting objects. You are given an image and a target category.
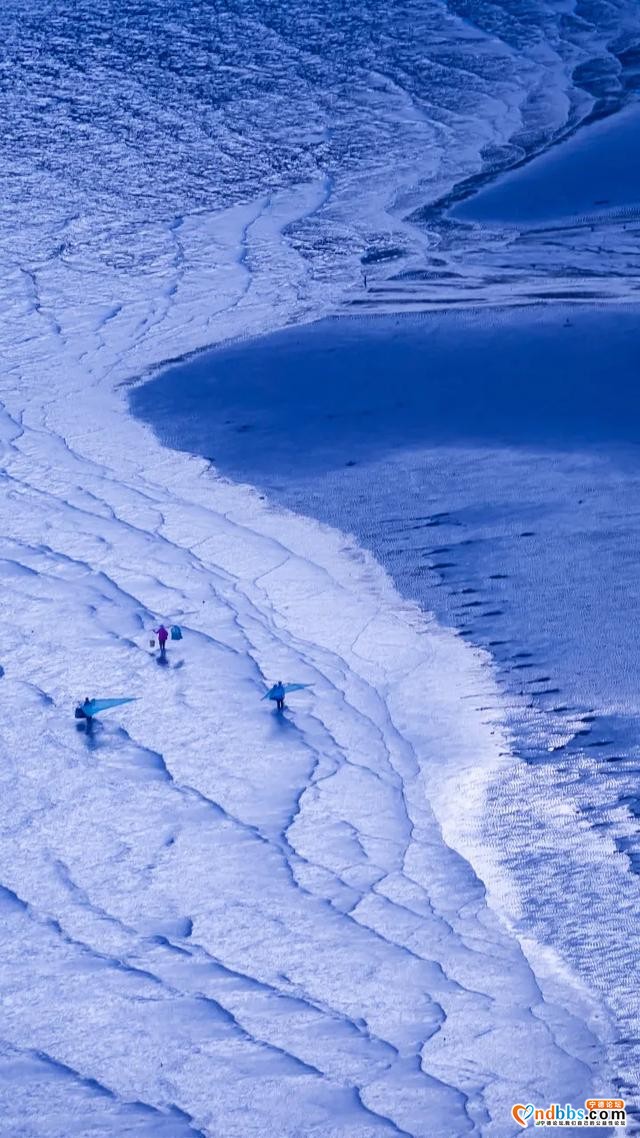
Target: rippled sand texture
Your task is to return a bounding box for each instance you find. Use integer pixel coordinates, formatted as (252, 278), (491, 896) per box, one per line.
(3, 0), (640, 331)
(3, 0), (640, 1134)
(0, 361), (610, 1136)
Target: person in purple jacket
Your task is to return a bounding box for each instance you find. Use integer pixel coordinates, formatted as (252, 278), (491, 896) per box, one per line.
(154, 625), (169, 656)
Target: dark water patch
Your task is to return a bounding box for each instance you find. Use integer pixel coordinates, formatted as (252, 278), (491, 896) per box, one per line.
(451, 103), (640, 226)
(362, 246), (406, 265)
(132, 310), (640, 484)
(527, 290), (605, 300)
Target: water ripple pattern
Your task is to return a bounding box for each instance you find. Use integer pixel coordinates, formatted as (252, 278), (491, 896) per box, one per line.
(1, 0), (640, 1134)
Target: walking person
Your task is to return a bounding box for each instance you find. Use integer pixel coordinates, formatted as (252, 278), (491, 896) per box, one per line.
(262, 680), (311, 711)
(155, 624), (169, 657)
(75, 697), (94, 724)
(272, 681), (286, 711)
(74, 696), (136, 729)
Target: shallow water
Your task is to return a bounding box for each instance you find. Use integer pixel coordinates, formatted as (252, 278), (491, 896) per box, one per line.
(451, 102), (640, 225)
